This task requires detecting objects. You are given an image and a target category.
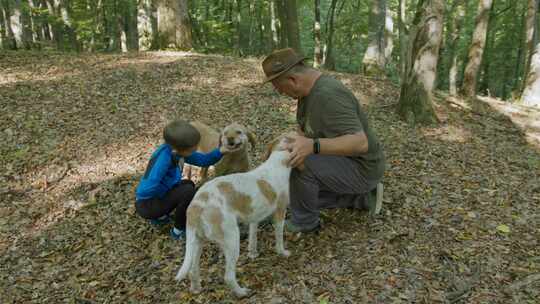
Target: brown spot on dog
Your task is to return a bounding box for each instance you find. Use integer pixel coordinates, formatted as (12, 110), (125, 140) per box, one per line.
(187, 205), (203, 229)
(208, 207), (224, 241)
(217, 181), (253, 218)
(197, 191), (210, 203)
(257, 179), (277, 205)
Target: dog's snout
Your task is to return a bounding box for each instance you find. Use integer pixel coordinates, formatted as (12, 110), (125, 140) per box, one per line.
(227, 137), (235, 144)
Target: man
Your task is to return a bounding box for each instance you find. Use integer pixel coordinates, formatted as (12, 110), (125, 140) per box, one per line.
(262, 48), (385, 233)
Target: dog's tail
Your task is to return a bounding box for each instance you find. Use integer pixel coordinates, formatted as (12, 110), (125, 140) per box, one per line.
(175, 228), (198, 281)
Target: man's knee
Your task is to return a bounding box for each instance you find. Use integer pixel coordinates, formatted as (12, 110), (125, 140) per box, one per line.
(302, 154), (324, 171)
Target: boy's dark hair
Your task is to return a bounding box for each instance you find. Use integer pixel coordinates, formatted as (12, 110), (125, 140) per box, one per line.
(163, 120), (200, 150)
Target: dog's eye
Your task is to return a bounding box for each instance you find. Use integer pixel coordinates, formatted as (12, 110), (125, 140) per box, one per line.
(236, 130), (242, 135)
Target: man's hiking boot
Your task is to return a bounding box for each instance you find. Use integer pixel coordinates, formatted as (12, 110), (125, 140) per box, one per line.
(284, 220), (321, 234)
(367, 182), (384, 216)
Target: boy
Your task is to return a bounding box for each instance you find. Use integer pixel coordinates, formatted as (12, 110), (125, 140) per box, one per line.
(135, 120), (235, 240)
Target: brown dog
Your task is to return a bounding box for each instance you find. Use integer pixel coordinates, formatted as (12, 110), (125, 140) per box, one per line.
(189, 121), (256, 182)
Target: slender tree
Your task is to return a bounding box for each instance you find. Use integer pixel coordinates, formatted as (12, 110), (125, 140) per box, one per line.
(323, 0), (338, 69)
(521, 0), (539, 93)
(384, 6), (394, 63)
(27, 0), (43, 46)
(362, 0), (387, 75)
(0, 0), (16, 49)
(521, 42), (540, 107)
(8, 0), (32, 49)
(462, 0), (493, 98)
(233, 0), (241, 54)
(269, 0), (279, 48)
(397, 0), (408, 79)
(398, 0), (444, 124)
(275, 0), (287, 48)
(448, 0), (467, 96)
(284, 0), (300, 52)
(313, 0), (322, 68)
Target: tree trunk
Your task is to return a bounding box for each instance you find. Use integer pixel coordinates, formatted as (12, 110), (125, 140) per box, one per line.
(157, 0), (192, 50)
(59, 0), (79, 51)
(124, 0), (138, 51)
(88, 0), (101, 51)
(323, 0), (337, 69)
(233, 0), (242, 55)
(397, 0), (408, 80)
(478, 1), (497, 96)
(119, 14), (127, 52)
(0, 1), (6, 49)
(521, 42), (540, 107)
(9, 0), (32, 49)
(284, 0), (300, 52)
(313, 0), (322, 68)
(40, 0), (52, 41)
(138, 0), (157, 50)
(521, 0), (540, 93)
(398, 0), (444, 124)
(27, 0), (43, 46)
(176, 0), (191, 49)
(258, 1), (266, 54)
(461, 0), (493, 98)
(448, 0), (466, 96)
(1, 0), (17, 49)
(275, 0), (287, 48)
(362, 0), (386, 75)
(384, 6), (394, 63)
(247, 1), (255, 53)
(269, 0), (279, 48)
(45, 0), (62, 49)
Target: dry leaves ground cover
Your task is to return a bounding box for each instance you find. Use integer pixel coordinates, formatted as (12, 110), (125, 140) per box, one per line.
(0, 51), (539, 304)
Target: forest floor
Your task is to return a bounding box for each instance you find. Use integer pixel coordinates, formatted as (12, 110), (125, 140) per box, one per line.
(1, 51), (539, 304)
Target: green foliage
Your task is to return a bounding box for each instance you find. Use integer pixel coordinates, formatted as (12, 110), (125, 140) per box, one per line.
(0, 0), (532, 100)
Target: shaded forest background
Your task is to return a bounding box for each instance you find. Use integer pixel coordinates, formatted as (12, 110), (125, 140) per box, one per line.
(1, 0), (539, 103)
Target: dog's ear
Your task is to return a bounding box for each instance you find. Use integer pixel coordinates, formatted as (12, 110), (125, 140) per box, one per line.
(262, 136), (280, 161)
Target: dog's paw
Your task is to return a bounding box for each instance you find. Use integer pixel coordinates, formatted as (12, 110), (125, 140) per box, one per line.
(234, 287), (253, 298)
(279, 249), (291, 257)
(190, 284), (202, 294)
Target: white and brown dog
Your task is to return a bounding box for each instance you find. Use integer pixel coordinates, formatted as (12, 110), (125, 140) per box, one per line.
(189, 121), (256, 182)
(175, 134), (294, 298)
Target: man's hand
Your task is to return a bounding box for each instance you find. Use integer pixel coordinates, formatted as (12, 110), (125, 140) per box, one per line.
(286, 134), (314, 168)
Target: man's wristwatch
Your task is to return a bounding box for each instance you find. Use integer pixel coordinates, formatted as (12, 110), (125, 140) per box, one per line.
(313, 138), (320, 154)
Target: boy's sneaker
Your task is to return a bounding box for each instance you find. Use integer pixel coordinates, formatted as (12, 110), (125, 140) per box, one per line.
(367, 183), (384, 216)
(149, 215), (171, 226)
(170, 228), (185, 240)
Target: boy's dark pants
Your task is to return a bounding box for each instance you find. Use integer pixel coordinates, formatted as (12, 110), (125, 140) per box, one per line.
(135, 180), (196, 230)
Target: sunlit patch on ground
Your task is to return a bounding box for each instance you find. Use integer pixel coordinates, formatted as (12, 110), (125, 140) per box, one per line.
(422, 124), (472, 143)
(478, 96), (540, 150)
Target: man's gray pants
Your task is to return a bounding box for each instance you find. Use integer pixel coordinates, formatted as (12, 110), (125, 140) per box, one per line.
(289, 154), (382, 229)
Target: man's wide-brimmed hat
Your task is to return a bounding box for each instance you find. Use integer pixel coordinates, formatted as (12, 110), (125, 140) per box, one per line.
(262, 48), (308, 83)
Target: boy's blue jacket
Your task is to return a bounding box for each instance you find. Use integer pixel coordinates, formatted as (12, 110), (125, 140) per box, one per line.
(135, 144), (222, 201)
